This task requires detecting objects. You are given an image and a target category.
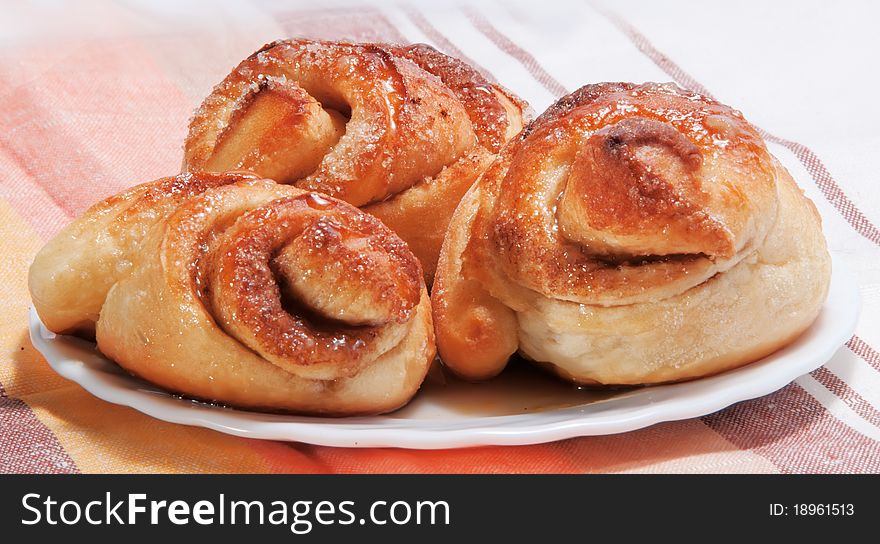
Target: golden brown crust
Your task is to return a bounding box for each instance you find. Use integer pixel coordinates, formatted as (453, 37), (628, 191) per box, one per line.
(365, 150), (495, 281)
(433, 82), (831, 385)
(474, 82), (778, 305)
(392, 43), (522, 153)
(183, 38), (531, 283)
(29, 173), (434, 415)
(27, 171), (259, 338)
(433, 182), (518, 380)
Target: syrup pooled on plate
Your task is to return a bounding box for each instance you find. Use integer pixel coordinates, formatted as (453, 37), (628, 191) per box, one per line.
(391, 357), (633, 419)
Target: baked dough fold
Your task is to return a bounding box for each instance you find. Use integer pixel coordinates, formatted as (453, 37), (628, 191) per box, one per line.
(30, 172), (434, 414)
(183, 39), (531, 281)
(433, 83), (831, 384)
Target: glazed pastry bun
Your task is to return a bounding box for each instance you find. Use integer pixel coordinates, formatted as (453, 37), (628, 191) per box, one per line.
(29, 172), (434, 415)
(183, 38), (531, 282)
(433, 82), (831, 385)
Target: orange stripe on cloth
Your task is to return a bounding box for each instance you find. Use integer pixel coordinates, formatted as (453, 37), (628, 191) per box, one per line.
(0, 200), (68, 397)
(22, 386), (326, 474)
(300, 442), (583, 474)
(302, 419), (776, 474)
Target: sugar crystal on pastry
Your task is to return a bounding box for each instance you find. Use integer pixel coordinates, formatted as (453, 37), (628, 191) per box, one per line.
(183, 38), (532, 283)
(433, 82), (831, 385)
(29, 172), (435, 415)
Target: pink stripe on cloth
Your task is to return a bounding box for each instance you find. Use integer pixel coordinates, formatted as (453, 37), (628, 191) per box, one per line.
(0, 150), (73, 240)
(760, 132), (880, 246)
(0, 394), (79, 474)
(702, 383), (880, 473)
(810, 367), (880, 428)
(400, 5), (498, 83)
(0, 38), (193, 235)
(273, 6), (407, 43)
(460, 6), (567, 97)
(847, 336), (880, 373)
(0, 85), (110, 220)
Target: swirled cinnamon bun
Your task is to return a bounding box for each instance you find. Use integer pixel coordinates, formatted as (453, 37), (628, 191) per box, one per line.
(433, 82), (831, 385)
(183, 39), (531, 282)
(29, 172), (434, 414)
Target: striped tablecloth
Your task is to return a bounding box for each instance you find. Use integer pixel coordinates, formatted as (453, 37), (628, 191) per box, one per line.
(1, 0), (877, 474)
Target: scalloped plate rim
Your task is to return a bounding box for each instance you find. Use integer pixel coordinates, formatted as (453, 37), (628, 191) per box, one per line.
(28, 253), (859, 449)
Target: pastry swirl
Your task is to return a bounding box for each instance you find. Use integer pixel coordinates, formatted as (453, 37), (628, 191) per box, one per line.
(433, 82), (831, 384)
(183, 38), (530, 281)
(29, 172), (434, 414)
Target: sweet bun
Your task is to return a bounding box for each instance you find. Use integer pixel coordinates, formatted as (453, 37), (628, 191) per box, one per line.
(433, 82), (831, 385)
(183, 39), (531, 282)
(29, 172), (434, 415)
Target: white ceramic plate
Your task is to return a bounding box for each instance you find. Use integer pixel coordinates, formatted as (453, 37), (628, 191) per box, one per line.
(29, 254), (859, 449)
